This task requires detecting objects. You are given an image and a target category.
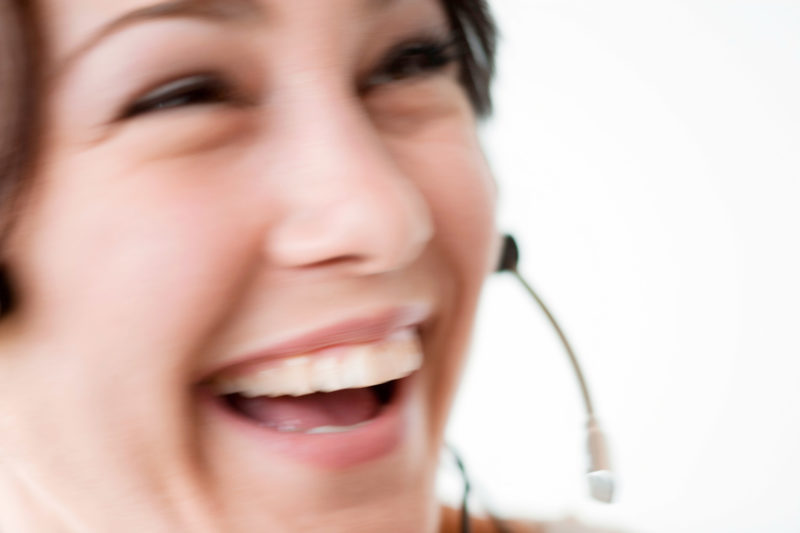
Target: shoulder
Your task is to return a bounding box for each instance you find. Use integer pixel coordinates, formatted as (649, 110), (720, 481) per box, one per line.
(506, 516), (629, 533)
(440, 507), (628, 533)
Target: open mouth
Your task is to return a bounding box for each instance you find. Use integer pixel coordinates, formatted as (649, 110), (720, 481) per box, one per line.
(223, 380), (400, 434)
(208, 329), (421, 435)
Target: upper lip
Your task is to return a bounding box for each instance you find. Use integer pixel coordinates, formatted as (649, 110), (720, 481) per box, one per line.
(201, 304), (431, 380)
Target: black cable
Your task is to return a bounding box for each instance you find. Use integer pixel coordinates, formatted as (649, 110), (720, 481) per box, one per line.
(449, 445), (472, 533)
(447, 445), (513, 533)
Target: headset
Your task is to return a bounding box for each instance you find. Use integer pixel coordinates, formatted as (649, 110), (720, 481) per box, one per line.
(495, 233), (614, 503)
(452, 234), (615, 532)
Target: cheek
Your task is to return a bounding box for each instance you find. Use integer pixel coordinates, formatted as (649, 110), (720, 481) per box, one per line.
(431, 157), (496, 279)
(11, 156), (263, 367)
(393, 130), (497, 282)
(390, 128), (497, 435)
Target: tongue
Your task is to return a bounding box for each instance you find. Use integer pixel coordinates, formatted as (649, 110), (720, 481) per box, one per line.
(231, 388), (381, 432)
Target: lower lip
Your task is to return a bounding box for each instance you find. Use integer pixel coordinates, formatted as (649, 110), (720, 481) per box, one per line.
(201, 373), (417, 469)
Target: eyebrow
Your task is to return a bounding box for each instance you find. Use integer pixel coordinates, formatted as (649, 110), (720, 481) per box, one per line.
(52, 0), (406, 78)
(52, 0), (406, 81)
(51, 0), (264, 81)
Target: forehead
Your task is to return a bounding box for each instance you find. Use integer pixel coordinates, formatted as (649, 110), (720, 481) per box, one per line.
(41, 0), (440, 58)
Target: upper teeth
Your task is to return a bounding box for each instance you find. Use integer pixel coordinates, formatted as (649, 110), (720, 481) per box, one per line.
(211, 329), (423, 397)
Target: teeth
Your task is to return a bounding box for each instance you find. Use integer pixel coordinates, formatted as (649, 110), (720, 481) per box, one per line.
(305, 421), (372, 434)
(212, 329), (423, 398)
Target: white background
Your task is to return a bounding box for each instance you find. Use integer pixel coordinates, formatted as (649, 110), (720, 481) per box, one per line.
(444, 2), (800, 533)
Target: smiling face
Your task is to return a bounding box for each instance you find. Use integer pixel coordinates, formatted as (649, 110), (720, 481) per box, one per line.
(0, 0), (497, 531)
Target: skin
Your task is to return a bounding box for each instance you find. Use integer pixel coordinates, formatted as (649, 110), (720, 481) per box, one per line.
(0, 0), (499, 531)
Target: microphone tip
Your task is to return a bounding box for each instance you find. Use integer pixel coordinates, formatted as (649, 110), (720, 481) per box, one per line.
(587, 470), (615, 503)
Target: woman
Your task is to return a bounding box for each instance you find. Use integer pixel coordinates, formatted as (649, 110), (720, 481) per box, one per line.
(0, 1), (604, 531)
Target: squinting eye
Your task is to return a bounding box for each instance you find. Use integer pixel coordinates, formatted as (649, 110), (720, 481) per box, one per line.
(121, 73), (239, 119)
(363, 37), (460, 89)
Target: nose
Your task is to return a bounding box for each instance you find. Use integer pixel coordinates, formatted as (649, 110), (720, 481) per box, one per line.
(264, 95), (434, 277)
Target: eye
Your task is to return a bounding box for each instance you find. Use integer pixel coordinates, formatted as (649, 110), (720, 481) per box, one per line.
(363, 36), (460, 89)
(120, 73), (240, 119)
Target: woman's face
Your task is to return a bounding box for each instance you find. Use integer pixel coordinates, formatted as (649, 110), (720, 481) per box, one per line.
(0, 0), (497, 531)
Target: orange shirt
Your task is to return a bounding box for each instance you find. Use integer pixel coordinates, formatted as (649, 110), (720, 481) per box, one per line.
(439, 506), (544, 533)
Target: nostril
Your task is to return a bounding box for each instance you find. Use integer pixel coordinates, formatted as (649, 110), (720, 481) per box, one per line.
(300, 255), (364, 271)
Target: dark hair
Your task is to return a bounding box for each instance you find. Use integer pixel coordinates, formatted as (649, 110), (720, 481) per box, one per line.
(0, 0), (39, 249)
(443, 0), (497, 117)
(0, 0), (497, 245)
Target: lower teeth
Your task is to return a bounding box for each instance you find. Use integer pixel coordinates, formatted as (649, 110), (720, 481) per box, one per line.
(264, 420), (373, 434)
(304, 421), (373, 434)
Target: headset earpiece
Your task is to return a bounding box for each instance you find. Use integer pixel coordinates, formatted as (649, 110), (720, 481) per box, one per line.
(0, 265), (14, 317)
(495, 234), (519, 273)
